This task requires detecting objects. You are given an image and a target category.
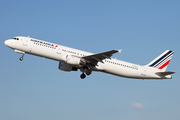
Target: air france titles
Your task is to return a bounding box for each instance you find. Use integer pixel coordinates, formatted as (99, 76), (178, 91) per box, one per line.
(30, 39), (57, 48)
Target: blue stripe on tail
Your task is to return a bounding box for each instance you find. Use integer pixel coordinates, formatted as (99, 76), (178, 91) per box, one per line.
(149, 50), (173, 67)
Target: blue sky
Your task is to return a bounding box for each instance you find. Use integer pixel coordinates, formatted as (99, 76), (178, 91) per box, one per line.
(1, 0), (180, 120)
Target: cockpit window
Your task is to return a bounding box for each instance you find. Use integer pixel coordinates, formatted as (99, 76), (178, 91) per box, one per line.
(12, 38), (19, 40)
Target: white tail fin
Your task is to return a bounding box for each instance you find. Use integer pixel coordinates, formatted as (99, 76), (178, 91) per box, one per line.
(147, 50), (174, 72)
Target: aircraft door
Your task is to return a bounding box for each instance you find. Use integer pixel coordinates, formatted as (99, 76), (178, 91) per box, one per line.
(57, 46), (61, 54)
(141, 68), (146, 76)
(23, 38), (29, 46)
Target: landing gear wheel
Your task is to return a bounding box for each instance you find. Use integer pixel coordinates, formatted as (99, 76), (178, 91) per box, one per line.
(80, 73), (86, 79)
(19, 57), (23, 61)
(19, 53), (25, 61)
(86, 69), (92, 75)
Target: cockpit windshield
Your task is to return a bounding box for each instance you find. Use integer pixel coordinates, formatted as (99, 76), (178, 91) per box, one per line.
(12, 38), (19, 40)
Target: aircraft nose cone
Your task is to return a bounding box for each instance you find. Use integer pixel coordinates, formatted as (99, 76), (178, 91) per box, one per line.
(4, 40), (12, 47)
(4, 40), (8, 46)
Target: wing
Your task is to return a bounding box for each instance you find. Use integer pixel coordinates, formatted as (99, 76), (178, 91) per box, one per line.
(83, 49), (122, 66)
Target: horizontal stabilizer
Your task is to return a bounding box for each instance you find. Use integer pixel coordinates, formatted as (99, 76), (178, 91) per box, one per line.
(155, 71), (175, 76)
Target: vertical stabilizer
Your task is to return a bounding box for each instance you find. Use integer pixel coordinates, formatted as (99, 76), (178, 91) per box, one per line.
(147, 50), (174, 72)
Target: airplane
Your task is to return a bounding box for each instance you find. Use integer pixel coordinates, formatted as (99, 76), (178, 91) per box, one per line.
(4, 36), (175, 79)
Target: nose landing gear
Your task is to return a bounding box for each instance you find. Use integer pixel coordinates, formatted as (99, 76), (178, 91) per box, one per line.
(14, 50), (25, 61)
(19, 53), (25, 61)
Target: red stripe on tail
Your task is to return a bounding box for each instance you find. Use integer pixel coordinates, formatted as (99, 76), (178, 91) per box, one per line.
(158, 60), (171, 69)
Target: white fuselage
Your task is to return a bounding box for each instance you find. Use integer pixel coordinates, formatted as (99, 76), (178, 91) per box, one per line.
(4, 36), (172, 79)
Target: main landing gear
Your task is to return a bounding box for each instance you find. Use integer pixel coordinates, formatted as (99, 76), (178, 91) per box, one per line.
(80, 68), (92, 79)
(80, 73), (86, 79)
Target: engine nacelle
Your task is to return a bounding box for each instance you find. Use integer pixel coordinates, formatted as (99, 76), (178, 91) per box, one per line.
(59, 62), (77, 71)
(62, 55), (86, 67)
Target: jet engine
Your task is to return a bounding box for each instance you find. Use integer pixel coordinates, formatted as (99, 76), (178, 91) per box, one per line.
(59, 62), (77, 71)
(62, 55), (86, 67)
